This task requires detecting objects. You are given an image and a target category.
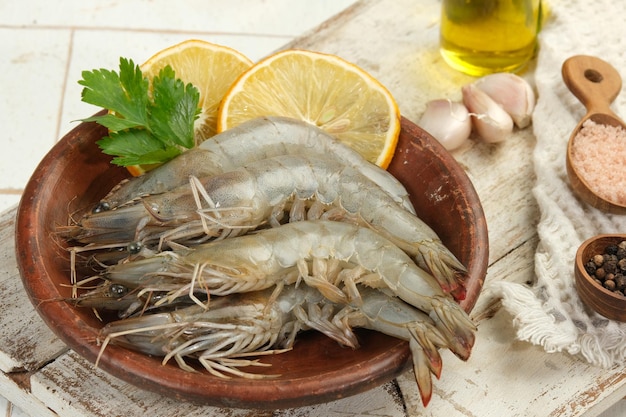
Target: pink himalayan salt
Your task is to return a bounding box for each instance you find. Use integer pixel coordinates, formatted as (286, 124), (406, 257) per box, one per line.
(570, 119), (626, 205)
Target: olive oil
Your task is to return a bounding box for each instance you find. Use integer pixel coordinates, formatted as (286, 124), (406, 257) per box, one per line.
(440, 0), (542, 76)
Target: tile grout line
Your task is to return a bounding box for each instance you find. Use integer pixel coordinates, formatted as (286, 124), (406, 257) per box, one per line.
(0, 23), (293, 39)
(54, 28), (75, 143)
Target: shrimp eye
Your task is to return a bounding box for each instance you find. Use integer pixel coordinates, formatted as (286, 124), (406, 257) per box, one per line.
(92, 202), (111, 213)
(108, 284), (128, 298)
(127, 241), (143, 254)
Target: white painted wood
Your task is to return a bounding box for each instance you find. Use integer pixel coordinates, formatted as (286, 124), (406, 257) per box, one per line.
(0, 371), (58, 417)
(0, 209), (68, 374)
(398, 308), (626, 417)
(30, 350), (405, 417)
(599, 400), (626, 417)
(1, 1), (626, 416)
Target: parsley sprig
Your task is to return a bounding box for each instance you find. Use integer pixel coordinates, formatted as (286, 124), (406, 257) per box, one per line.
(79, 57), (200, 167)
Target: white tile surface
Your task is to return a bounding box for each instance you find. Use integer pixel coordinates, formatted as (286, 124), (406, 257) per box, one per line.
(0, 0), (352, 36)
(0, 27), (71, 213)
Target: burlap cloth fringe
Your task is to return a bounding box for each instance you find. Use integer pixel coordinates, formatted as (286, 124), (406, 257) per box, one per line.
(489, 0), (626, 369)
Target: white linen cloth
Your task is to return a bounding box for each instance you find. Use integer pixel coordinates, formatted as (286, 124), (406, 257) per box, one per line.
(491, 0), (626, 368)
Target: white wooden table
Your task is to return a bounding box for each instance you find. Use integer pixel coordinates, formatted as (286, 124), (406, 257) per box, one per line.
(2, 1), (626, 416)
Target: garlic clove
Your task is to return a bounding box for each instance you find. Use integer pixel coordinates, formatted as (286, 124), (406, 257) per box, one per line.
(418, 99), (472, 151)
(462, 83), (514, 143)
(474, 72), (536, 128)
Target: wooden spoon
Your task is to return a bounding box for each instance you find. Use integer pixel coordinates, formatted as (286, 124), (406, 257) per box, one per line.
(562, 54), (626, 214)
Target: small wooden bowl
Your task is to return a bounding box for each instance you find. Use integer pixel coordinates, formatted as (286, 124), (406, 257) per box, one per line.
(575, 234), (626, 321)
(15, 115), (489, 409)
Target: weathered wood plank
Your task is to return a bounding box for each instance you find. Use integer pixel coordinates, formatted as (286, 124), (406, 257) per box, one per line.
(0, 370), (58, 417)
(30, 350), (406, 417)
(397, 308), (626, 417)
(0, 207), (68, 373)
(471, 235), (540, 322)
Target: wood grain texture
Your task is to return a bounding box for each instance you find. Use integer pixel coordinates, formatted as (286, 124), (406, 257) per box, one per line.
(398, 309), (626, 417)
(30, 351), (405, 417)
(1, 0), (626, 416)
(0, 208), (68, 374)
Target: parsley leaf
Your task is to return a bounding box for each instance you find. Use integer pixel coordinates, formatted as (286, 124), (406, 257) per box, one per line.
(96, 130), (181, 166)
(148, 66), (199, 149)
(78, 57), (200, 168)
(79, 58), (149, 130)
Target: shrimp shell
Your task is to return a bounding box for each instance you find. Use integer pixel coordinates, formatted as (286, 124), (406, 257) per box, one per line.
(98, 285), (359, 379)
(101, 220), (475, 359)
(98, 283), (457, 407)
(70, 154), (465, 292)
(100, 116), (414, 214)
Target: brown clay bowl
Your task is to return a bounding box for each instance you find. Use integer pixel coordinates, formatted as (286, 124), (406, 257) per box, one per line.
(15, 115), (489, 409)
(575, 234), (626, 322)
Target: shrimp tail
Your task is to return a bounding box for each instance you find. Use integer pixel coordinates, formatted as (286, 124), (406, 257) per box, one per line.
(415, 240), (467, 298)
(429, 295), (476, 361)
(408, 323), (444, 379)
(410, 340), (435, 407)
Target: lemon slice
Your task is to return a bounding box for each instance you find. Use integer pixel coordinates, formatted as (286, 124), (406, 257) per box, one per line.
(217, 49), (401, 168)
(127, 40), (253, 176)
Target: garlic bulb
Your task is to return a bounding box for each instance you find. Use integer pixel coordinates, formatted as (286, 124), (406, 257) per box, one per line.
(474, 72), (535, 128)
(462, 83), (514, 143)
(419, 99), (472, 151)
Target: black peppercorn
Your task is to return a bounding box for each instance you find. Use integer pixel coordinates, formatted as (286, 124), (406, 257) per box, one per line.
(604, 254), (618, 265)
(605, 279), (617, 291)
(616, 274), (626, 291)
(593, 254), (605, 267)
(583, 243), (626, 297)
(585, 261), (598, 275)
(605, 259), (618, 274)
(606, 244), (619, 256)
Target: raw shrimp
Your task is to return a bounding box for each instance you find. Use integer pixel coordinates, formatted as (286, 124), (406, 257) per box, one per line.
(69, 280), (199, 318)
(98, 284), (453, 406)
(340, 286), (451, 407)
(97, 116), (414, 214)
(99, 220), (476, 359)
(69, 154), (465, 292)
(97, 285), (359, 379)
